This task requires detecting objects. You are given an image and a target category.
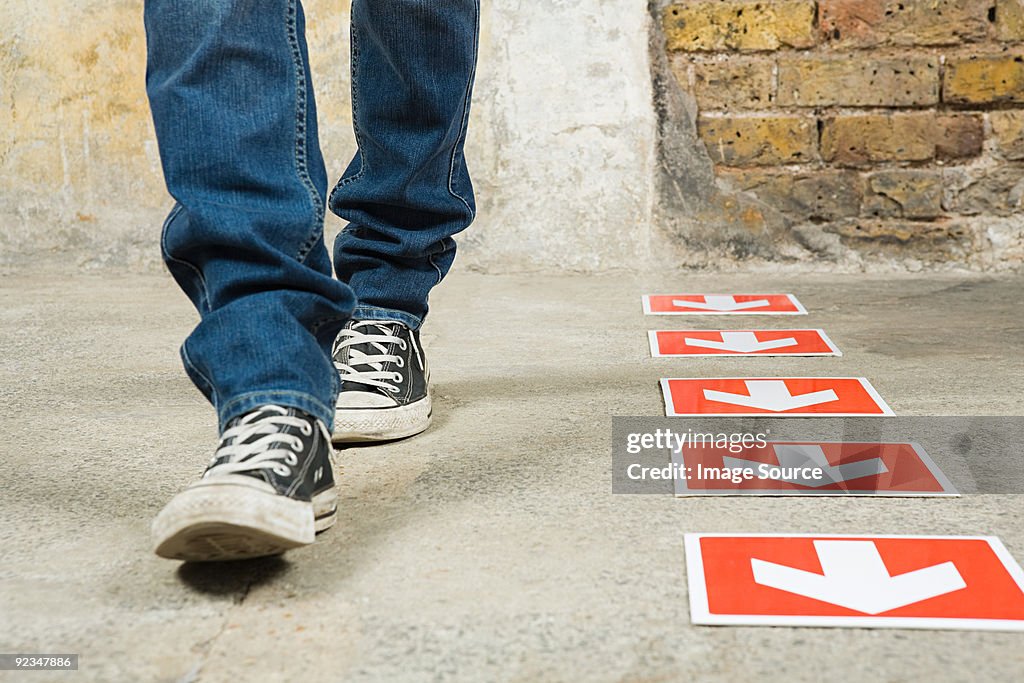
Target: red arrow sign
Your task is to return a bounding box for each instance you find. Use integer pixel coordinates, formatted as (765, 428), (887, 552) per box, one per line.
(643, 294), (806, 315)
(661, 377), (893, 416)
(685, 534), (1024, 630)
(672, 442), (956, 496)
(650, 330), (841, 357)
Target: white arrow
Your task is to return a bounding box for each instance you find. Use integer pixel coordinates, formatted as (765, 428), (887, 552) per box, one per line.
(752, 540), (966, 614)
(722, 444), (888, 487)
(703, 380), (838, 412)
(684, 331), (798, 353)
(672, 295), (770, 312)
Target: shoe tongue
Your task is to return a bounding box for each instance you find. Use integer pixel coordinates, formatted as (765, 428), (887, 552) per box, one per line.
(214, 407), (305, 486)
(351, 319), (402, 337)
(224, 406), (296, 446)
(337, 321), (405, 395)
(336, 321), (402, 363)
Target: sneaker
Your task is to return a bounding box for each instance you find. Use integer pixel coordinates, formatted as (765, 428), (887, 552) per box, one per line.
(331, 320), (431, 443)
(152, 405), (338, 562)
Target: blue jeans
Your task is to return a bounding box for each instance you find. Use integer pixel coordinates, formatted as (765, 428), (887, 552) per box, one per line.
(143, 0), (479, 432)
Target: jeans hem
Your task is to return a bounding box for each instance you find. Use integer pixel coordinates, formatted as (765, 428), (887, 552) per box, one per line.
(218, 390), (336, 434)
(351, 304), (422, 330)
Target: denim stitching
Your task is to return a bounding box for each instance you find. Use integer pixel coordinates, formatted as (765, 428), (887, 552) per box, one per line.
(221, 390), (332, 411)
(285, 0), (325, 263)
(428, 253), (443, 286)
(219, 390), (334, 427)
(181, 340), (219, 408)
(446, 0), (480, 219)
(427, 237), (451, 286)
(352, 304), (421, 329)
(160, 202), (211, 313)
(329, 5), (366, 202)
(429, 2), (479, 286)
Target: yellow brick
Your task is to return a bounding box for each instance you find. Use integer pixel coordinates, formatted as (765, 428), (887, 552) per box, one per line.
(820, 113), (983, 166)
(698, 116), (817, 166)
(820, 0), (989, 47)
(663, 1), (817, 52)
(822, 114), (932, 165)
(777, 56), (939, 107)
(692, 60), (774, 109)
(944, 55), (1024, 104)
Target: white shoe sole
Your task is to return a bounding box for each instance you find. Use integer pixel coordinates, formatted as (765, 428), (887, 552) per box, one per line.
(152, 481), (338, 562)
(332, 393), (432, 443)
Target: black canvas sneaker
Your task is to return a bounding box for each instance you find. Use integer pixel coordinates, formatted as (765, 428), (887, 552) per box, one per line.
(331, 320), (431, 442)
(152, 405), (338, 561)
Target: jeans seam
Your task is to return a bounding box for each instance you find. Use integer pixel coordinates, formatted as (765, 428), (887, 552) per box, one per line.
(160, 202), (211, 313)
(446, 0), (480, 219)
(430, 1), (479, 286)
(181, 340), (218, 408)
(329, 7), (366, 203)
(427, 237), (451, 286)
(286, 0), (325, 264)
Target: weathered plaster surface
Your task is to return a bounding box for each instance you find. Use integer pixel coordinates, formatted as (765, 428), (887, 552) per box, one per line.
(1, 0), (662, 272)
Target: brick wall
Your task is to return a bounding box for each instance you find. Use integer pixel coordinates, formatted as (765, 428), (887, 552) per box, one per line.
(661, 0), (1024, 265)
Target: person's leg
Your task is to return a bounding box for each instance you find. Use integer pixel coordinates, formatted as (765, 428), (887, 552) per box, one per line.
(144, 0), (350, 560)
(145, 0), (352, 432)
(328, 0), (480, 442)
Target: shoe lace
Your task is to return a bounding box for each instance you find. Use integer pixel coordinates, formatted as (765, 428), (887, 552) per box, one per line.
(204, 405), (315, 479)
(333, 321), (419, 394)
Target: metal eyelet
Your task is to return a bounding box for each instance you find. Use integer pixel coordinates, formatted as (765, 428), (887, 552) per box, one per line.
(393, 372), (403, 383)
(396, 356), (405, 368)
(274, 465), (291, 476)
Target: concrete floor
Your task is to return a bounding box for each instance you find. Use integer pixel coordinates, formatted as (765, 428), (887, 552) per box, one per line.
(1, 266), (1023, 682)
